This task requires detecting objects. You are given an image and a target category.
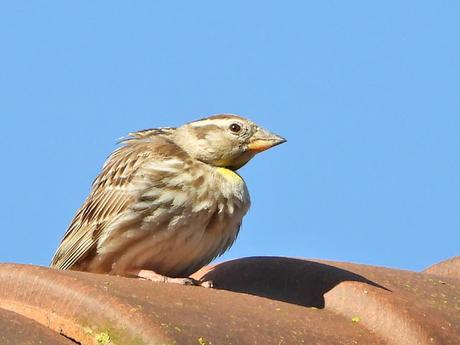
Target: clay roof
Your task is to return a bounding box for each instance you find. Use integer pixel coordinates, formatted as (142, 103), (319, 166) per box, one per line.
(0, 256), (458, 344)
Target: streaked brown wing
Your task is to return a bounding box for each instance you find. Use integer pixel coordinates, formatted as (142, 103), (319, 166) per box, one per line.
(51, 134), (182, 270)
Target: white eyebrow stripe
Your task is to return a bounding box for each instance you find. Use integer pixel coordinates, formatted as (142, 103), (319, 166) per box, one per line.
(191, 118), (241, 128)
(190, 119), (223, 127)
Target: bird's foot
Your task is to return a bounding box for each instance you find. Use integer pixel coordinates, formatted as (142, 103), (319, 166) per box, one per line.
(135, 269), (213, 288)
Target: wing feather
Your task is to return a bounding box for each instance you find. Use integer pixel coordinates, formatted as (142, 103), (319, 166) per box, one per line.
(51, 132), (186, 270)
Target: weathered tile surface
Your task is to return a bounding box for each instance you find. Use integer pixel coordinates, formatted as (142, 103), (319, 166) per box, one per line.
(0, 256), (458, 344)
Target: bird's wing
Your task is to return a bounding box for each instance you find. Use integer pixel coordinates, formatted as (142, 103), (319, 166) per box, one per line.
(51, 133), (189, 270)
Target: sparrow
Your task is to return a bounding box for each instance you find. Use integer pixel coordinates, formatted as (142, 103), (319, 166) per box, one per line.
(51, 114), (285, 286)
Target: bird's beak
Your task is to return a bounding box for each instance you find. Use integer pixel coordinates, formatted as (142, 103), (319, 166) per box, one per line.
(247, 127), (287, 153)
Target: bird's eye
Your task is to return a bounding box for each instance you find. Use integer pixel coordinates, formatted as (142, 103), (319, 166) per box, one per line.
(229, 123), (242, 133)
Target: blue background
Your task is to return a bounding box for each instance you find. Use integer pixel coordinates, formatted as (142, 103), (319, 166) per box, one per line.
(1, 2), (458, 271)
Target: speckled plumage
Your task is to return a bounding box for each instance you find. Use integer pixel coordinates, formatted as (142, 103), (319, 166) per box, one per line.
(51, 114), (285, 281)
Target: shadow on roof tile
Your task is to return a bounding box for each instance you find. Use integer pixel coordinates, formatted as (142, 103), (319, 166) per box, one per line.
(197, 256), (391, 308)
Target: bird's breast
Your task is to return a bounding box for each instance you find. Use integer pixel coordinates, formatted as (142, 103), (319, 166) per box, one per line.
(97, 163), (250, 277)
(215, 167), (243, 183)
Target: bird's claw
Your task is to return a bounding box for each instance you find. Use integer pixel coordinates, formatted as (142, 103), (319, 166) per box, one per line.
(135, 269), (213, 288)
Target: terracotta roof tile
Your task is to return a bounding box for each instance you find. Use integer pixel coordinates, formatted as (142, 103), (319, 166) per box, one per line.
(424, 256), (460, 280)
(0, 257), (458, 344)
(0, 308), (75, 344)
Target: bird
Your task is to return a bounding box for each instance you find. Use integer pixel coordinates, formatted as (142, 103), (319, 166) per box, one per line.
(51, 114), (286, 286)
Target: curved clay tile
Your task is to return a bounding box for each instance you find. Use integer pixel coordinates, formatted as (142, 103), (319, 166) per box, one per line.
(424, 256), (460, 280)
(0, 257), (458, 344)
(0, 308), (76, 345)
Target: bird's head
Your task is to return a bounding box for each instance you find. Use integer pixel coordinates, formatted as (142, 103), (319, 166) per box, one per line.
(173, 114), (286, 170)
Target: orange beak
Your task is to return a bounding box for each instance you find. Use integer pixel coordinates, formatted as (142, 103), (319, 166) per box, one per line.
(247, 127), (286, 153)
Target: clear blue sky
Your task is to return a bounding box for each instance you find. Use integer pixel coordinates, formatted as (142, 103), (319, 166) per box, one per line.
(1, 2), (458, 271)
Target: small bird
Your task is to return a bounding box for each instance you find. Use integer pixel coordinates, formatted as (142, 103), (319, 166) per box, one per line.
(51, 114), (285, 286)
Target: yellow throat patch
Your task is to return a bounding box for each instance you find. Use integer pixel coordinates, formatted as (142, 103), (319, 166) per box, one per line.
(216, 167), (243, 183)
